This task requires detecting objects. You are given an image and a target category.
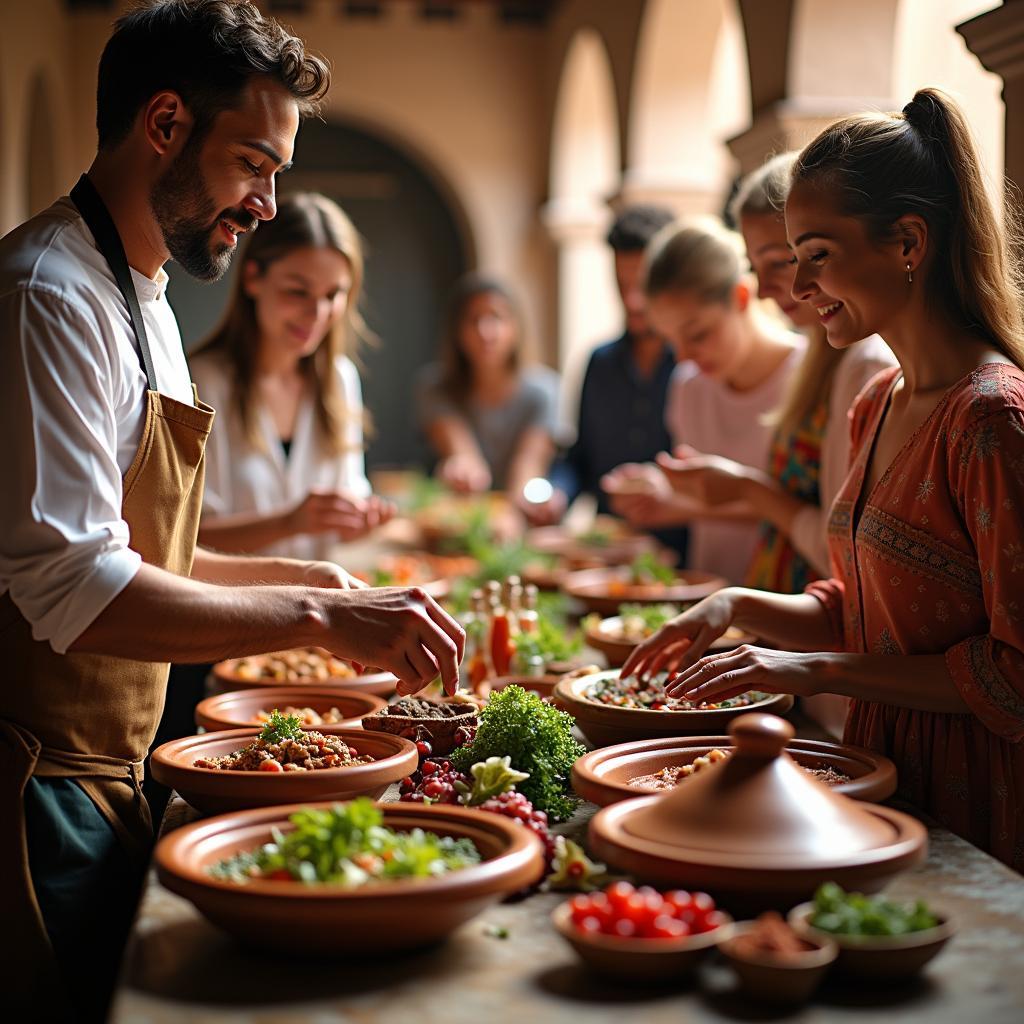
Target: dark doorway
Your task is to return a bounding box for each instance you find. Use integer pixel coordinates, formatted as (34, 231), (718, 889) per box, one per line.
(167, 117), (470, 470)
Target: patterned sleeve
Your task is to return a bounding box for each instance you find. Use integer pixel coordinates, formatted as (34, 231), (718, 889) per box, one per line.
(804, 578), (846, 651)
(945, 404), (1024, 742)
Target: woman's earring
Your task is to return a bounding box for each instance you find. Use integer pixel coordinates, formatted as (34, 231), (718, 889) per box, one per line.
(906, 262), (914, 284)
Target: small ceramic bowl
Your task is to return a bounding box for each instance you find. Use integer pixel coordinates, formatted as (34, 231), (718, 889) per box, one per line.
(719, 921), (837, 1004)
(155, 801), (545, 955)
(361, 702), (478, 755)
(551, 901), (733, 981)
(151, 728), (418, 814)
(788, 903), (954, 979)
(194, 686), (387, 734)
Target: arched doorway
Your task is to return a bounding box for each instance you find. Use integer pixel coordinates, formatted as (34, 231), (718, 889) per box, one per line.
(544, 26), (621, 424)
(625, 0), (751, 216)
(167, 118), (470, 470)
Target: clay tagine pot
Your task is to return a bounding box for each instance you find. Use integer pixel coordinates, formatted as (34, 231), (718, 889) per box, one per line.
(589, 713), (926, 913)
(572, 734), (898, 806)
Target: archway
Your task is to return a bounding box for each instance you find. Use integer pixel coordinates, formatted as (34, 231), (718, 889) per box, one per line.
(167, 118), (470, 470)
(544, 26), (622, 424)
(24, 71), (57, 219)
(624, 0), (751, 216)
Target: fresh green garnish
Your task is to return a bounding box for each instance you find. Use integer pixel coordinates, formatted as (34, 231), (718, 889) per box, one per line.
(446, 538), (553, 612)
(371, 568), (396, 587)
(544, 836), (608, 892)
(512, 617), (582, 666)
(258, 709), (305, 744)
(810, 882), (940, 936)
(618, 603), (681, 634)
(576, 528), (612, 547)
(208, 798), (481, 885)
(451, 686), (585, 822)
(405, 474), (450, 513)
(628, 552), (676, 586)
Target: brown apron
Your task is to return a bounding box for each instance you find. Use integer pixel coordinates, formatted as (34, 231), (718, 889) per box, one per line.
(0, 175), (214, 1011)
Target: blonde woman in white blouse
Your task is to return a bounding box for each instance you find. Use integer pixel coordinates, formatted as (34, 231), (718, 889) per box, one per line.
(189, 193), (393, 561)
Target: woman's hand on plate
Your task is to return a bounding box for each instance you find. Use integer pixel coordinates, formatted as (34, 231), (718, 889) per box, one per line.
(620, 589), (739, 683)
(664, 646), (821, 704)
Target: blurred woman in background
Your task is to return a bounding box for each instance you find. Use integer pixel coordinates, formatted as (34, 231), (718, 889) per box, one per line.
(416, 274), (560, 508)
(190, 191), (393, 562)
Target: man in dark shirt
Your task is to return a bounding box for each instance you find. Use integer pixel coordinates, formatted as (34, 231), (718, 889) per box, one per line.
(534, 206), (683, 547)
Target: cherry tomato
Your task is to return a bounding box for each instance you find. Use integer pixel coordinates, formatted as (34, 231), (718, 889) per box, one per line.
(258, 759), (283, 772)
(645, 915), (690, 939)
(605, 880), (635, 913)
(611, 918), (637, 938)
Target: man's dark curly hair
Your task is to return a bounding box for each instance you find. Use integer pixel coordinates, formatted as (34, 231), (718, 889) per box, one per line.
(96, 0), (330, 148)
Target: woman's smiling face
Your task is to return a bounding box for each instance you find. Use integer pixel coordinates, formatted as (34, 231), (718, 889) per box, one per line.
(785, 178), (909, 348)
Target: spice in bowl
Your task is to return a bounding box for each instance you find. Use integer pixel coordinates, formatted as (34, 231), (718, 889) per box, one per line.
(730, 912), (814, 961)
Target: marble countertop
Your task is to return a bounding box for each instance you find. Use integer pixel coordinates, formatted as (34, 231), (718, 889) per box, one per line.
(111, 786), (1024, 1024)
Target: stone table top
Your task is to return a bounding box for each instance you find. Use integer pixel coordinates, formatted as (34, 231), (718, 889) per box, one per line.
(111, 787), (1024, 1024)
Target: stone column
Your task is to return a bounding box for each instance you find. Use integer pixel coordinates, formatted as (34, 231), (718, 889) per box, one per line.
(958, 1), (1024, 201)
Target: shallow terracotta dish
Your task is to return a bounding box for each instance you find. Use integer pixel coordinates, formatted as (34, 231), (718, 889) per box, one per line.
(719, 921), (837, 1004)
(554, 670), (794, 748)
(526, 523), (661, 568)
(361, 702), (478, 755)
(788, 903), (954, 979)
(572, 735), (897, 806)
(585, 616), (754, 668)
(150, 728), (418, 814)
(589, 714), (927, 913)
(563, 567), (728, 617)
(155, 801), (544, 955)
(210, 649), (396, 698)
(194, 686), (387, 734)
(551, 901), (732, 981)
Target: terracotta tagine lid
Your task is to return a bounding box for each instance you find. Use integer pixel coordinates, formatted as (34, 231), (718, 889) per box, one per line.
(620, 713), (894, 860)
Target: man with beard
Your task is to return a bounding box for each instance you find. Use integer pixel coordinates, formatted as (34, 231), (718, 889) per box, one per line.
(0, 3), (464, 1020)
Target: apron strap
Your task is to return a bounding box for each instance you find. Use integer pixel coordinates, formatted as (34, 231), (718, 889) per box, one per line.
(70, 174), (159, 392)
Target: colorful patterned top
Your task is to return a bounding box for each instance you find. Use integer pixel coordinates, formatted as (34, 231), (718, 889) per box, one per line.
(744, 397), (828, 594)
(807, 363), (1024, 871)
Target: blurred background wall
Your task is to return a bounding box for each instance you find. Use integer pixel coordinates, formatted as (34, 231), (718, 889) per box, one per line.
(1, 0), (1017, 469)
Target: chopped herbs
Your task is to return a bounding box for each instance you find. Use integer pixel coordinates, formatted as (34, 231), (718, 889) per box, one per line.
(258, 709), (305, 745)
(810, 882), (940, 936)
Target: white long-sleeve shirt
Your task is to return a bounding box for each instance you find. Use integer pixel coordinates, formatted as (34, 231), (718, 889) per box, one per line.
(0, 197), (193, 653)
(190, 348), (371, 561)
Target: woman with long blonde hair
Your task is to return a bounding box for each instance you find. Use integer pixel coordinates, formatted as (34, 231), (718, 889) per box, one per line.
(190, 192), (393, 559)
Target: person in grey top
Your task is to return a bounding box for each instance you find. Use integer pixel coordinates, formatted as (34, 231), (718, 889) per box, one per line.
(416, 274), (560, 501)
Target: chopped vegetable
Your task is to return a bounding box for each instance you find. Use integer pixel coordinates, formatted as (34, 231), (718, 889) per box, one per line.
(511, 616), (582, 668)
(810, 882), (940, 936)
(617, 602), (681, 636)
(483, 924), (510, 939)
(258, 709), (306, 745)
(628, 552), (676, 586)
(208, 798), (481, 885)
(450, 685), (585, 821)
(544, 837), (608, 892)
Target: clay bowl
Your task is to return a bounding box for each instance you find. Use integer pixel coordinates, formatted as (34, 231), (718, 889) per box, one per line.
(194, 686), (387, 735)
(487, 674), (562, 700)
(718, 922), (837, 1005)
(572, 736), (898, 806)
(564, 567), (728, 617)
(551, 901), (733, 981)
(585, 616), (754, 669)
(210, 649), (396, 698)
(150, 728), (418, 814)
(155, 801), (545, 956)
(589, 799), (926, 914)
(554, 670), (794, 748)
(526, 525), (661, 567)
(788, 903), (954, 979)
(361, 702), (478, 756)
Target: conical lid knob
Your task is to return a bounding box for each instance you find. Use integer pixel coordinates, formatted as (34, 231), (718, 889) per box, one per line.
(622, 713), (894, 859)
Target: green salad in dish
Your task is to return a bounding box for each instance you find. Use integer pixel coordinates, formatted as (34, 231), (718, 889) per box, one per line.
(209, 798), (481, 886)
(810, 882), (940, 936)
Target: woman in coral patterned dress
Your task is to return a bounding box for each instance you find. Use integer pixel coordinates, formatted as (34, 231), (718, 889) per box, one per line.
(622, 88), (1024, 871)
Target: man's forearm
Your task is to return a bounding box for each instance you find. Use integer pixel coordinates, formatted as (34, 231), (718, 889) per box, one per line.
(191, 546), (310, 586)
(70, 562), (322, 663)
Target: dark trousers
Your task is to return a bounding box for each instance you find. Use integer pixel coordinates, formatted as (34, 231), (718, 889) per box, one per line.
(24, 777), (146, 1024)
